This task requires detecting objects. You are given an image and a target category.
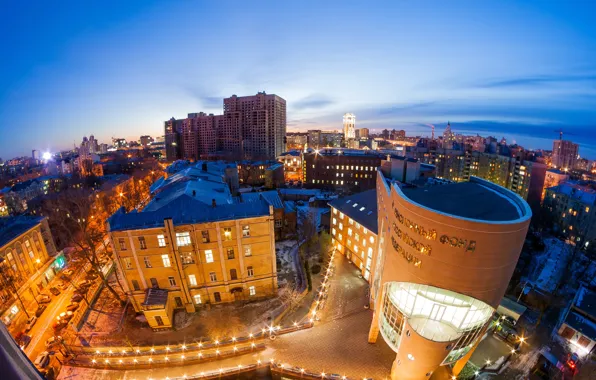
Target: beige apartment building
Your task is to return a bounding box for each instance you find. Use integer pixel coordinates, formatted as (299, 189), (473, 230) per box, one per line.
(108, 162), (277, 329)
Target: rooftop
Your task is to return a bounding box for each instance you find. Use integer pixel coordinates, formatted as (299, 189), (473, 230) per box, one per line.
(143, 288), (168, 307)
(564, 311), (596, 340)
(575, 286), (596, 316)
(241, 190), (284, 209)
(0, 216), (43, 248)
(328, 189), (378, 233)
(401, 179), (525, 222)
(109, 161), (270, 231)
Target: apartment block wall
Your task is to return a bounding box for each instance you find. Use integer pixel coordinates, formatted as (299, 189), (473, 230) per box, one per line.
(110, 214), (278, 313)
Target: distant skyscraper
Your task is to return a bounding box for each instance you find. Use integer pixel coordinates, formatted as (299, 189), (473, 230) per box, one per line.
(343, 113), (356, 140)
(359, 128), (370, 139)
(442, 122), (455, 149)
(165, 92), (286, 161)
(552, 139), (579, 171)
(32, 150), (39, 160)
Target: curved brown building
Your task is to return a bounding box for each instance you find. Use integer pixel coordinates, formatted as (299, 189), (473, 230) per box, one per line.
(368, 174), (531, 380)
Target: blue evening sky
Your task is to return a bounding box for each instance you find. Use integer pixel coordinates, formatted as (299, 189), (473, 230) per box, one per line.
(1, 0), (595, 159)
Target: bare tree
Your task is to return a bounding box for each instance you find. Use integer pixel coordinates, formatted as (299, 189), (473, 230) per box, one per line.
(42, 188), (125, 305)
(277, 282), (303, 312)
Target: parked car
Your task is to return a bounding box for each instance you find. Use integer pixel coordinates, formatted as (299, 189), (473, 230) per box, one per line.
(35, 305), (47, 317)
(57, 311), (74, 321)
(63, 269), (75, 276)
(56, 282), (68, 291)
(24, 316), (37, 332)
(33, 351), (51, 368)
(66, 302), (80, 312)
(36, 294), (52, 304)
(78, 280), (92, 288)
(15, 333), (31, 350)
(85, 272), (98, 280)
(45, 335), (63, 348)
(49, 287), (61, 296)
(52, 320), (66, 331)
(71, 294), (84, 303)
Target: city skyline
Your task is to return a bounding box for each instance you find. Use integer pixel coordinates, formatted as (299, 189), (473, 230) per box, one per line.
(1, 1), (596, 159)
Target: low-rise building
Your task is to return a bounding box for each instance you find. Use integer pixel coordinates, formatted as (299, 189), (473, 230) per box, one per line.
(108, 162), (277, 329)
(0, 216), (61, 328)
(543, 181), (596, 247)
(240, 190), (296, 239)
(557, 286), (596, 355)
(329, 189), (378, 281)
(542, 169), (570, 200)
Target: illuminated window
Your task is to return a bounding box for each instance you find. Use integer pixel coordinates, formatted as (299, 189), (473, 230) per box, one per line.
(339, 212), (344, 219)
(247, 266), (254, 277)
(118, 238), (126, 250)
(349, 219), (354, 225)
(188, 274), (197, 286)
(332, 218), (337, 225)
(348, 228), (353, 236)
(138, 237), (147, 250)
(244, 246), (252, 257)
(227, 248), (235, 260)
(161, 254), (171, 267)
(242, 225), (250, 237)
(123, 257), (132, 269)
(194, 294), (202, 304)
(176, 232), (192, 246)
(157, 234), (166, 247)
(168, 276), (176, 287)
(143, 256), (152, 268)
(355, 233), (360, 242)
(181, 252), (194, 264)
(339, 223), (344, 230)
(333, 209), (337, 215)
(370, 236), (375, 244)
(204, 250), (214, 263)
(223, 227), (232, 240)
(249, 286), (256, 296)
(332, 228), (336, 235)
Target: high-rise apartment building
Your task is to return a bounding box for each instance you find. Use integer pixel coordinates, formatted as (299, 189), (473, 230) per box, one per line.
(165, 92), (286, 161)
(31, 150), (39, 160)
(359, 128), (370, 139)
(343, 113), (356, 140)
(552, 139), (579, 171)
(369, 172), (531, 379)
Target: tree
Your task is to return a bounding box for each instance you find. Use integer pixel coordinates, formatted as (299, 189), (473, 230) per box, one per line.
(278, 282), (302, 312)
(42, 188), (125, 305)
(304, 259), (312, 292)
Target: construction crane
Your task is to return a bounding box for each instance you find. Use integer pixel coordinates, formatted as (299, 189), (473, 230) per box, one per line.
(554, 129), (575, 140)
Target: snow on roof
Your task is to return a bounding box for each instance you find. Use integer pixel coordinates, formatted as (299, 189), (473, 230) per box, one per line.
(530, 238), (572, 294)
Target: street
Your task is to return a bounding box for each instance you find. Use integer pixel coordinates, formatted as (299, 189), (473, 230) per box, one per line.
(57, 250), (396, 380)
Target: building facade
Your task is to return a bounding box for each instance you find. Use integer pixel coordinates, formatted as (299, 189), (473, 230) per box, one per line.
(552, 139), (579, 171)
(329, 190), (378, 281)
(542, 169), (569, 200)
(542, 181), (596, 247)
(0, 216), (61, 328)
(368, 173), (531, 379)
(303, 149), (383, 191)
(278, 151), (303, 182)
(285, 132), (308, 150)
(238, 160), (284, 188)
(557, 286), (596, 355)
(108, 162), (278, 329)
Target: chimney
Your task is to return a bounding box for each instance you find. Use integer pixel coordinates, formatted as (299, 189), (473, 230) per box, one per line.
(212, 199), (216, 208)
(202, 162), (208, 171)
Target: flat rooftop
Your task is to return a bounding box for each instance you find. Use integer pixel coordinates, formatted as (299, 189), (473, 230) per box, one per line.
(401, 181), (522, 222)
